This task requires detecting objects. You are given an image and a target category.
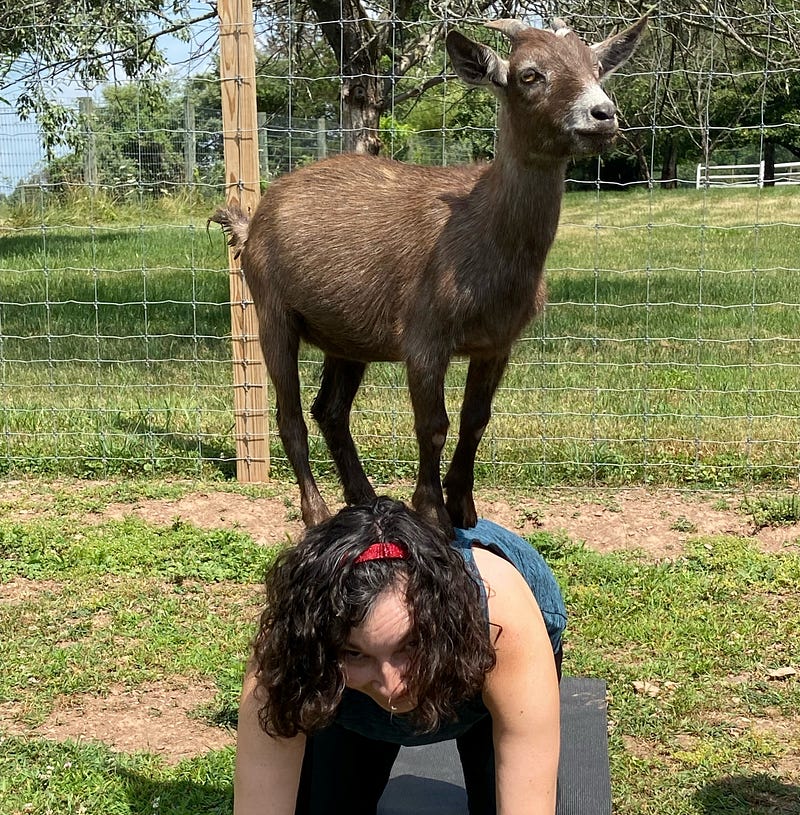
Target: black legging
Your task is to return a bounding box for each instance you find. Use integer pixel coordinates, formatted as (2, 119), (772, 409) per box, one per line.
(294, 647), (562, 815)
(295, 717), (494, 815)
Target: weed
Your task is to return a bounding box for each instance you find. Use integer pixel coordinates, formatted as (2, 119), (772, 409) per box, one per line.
(740, 493), (800, 530)
(670, 515), (698, 533)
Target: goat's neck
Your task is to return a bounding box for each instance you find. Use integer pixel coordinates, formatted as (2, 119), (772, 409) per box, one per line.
(485, 128), (567, 261)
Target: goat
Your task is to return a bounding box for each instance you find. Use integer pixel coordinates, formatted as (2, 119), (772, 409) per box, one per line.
(211, 15), (648, 535)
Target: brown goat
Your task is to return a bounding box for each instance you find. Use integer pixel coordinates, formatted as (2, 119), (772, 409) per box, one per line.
(211, 15), (648, 535)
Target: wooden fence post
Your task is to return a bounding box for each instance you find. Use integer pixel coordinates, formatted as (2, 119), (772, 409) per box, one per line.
(218, 0), (269, 482)
(79, 97), (97, 191)
(184, 95), (196, 186)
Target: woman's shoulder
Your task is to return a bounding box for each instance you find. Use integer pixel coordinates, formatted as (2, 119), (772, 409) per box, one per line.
(471, 546), (540, 619)
(470, 544), (518, 583)
(466, 527), (567, 653)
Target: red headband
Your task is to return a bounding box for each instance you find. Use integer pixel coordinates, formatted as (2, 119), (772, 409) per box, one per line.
(353, 542), (408, 564)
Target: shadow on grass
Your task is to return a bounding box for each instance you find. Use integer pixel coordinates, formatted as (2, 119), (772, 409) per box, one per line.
(114, 415), (238, 479)
(695, 774), (800, 815)
(122, 768), (232, 815)
(0, 735), (234, 815)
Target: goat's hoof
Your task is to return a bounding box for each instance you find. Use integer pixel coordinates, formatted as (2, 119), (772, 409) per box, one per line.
(438, 515), (455, 540)
(446, 496), (478, 531)
(343, 481), (378, 506)
(429, 506), (455, 540)
(412, 494), (454, 539)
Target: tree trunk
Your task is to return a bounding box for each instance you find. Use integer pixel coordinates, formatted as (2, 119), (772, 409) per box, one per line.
(306, 0), (384, 154)
(660, 137), (678, 189)
(763, 139), (775, 187)
(341, 73), (383, 155)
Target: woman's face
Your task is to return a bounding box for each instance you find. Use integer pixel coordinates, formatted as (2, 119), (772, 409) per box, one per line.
(341, 582), (418, 714)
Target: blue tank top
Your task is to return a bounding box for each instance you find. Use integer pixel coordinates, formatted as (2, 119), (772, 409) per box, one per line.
(333, 519), (567, 746)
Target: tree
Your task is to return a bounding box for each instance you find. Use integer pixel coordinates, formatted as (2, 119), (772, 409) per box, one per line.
(7, 0), (800, 183)
(264, 1), (559, 154)
(45, 81), (198, 197)
(0, 0), (216, 156)
(566, 0), (800, 186)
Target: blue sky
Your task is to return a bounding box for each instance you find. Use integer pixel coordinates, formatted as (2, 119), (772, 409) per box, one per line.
(0, 12), (214, 195)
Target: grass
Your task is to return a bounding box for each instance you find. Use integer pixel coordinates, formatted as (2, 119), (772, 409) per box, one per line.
(1, 187), (800, 487)
(0, 480), (798, 813)
(0, 737), (234, 814)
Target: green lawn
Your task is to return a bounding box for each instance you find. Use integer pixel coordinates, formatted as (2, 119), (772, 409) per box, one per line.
(0, 480), (798, 814)
(1, 187), (799, 486)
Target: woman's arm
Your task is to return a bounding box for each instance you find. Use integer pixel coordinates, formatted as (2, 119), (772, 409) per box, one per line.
(234, 661), (307, 815)
(473, 548), (561, 815)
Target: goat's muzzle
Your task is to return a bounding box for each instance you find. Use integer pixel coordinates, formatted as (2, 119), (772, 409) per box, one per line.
(568, 90), (620, 155)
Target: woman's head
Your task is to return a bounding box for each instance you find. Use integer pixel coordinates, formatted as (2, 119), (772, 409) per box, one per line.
(252, 497), (496, 737)
(341, 577), (416, 715)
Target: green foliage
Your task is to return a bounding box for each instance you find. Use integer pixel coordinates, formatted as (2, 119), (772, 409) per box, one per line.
(5, 4), (800, 181)
(50, 84), (172, 194)
(2, 1), (210, 154)
(43, 81), (225, 200)
(741, 493), (800, 530)
(254, 46), (341, 121)
(0, 516), (280, 582)
(389, 79), (497, 162)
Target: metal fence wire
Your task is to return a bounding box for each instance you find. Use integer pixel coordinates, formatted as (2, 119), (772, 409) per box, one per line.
(1, 4), (799, 489)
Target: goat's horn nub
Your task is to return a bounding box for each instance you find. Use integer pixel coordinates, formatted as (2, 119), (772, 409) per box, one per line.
(550, 18), (572, 37)
(484, 18), (528, 40)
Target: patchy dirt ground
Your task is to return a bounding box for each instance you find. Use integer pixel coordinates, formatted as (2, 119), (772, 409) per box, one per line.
(2, 678), (232, 764)
(99, 484), (800, 557)
(3, 481), (799, 766)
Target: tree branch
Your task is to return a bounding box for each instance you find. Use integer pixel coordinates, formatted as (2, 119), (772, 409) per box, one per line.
(391, 73), (447, 105)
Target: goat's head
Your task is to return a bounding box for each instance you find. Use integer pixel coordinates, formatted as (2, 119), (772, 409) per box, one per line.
(446, 14), (648, 161)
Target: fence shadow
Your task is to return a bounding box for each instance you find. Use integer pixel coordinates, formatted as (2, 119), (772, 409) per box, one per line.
(114, 415), (238, 479)
(694, 773), (800, 815)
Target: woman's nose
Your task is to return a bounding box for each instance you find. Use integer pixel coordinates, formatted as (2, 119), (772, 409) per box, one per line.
(373, 659), (407, 696)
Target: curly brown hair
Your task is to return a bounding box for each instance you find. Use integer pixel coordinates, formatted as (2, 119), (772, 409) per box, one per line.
(252, 497), (497, 738)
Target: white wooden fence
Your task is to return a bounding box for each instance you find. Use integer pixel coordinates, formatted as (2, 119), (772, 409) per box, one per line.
(696, 160), (800, 188)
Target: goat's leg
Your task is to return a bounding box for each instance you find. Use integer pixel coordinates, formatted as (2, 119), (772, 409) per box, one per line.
(407, 358), (453, 537)
(262, 318), (330, 528)
(443, 354), (509, 530)
(311, 356), (376, 506)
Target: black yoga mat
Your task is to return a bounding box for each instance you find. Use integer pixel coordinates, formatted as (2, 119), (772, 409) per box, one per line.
(378, 677), (611, 815)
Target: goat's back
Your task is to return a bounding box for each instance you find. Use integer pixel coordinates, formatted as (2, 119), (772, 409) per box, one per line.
(242, 154), (547, 362)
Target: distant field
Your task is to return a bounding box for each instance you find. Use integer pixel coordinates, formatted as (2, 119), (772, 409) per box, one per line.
(1, 187), (799, 486)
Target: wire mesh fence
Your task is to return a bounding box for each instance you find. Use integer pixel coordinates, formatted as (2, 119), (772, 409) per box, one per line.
(1, 3), (799, 488)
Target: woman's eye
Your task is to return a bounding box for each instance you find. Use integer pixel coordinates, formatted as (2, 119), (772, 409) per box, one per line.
(343, 649), (365, 661)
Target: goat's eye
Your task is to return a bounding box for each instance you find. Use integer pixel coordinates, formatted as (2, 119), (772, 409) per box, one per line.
(519, 68), (544, 85)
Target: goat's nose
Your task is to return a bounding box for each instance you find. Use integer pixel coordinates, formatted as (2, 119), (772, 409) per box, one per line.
(591, 101), (617, 122)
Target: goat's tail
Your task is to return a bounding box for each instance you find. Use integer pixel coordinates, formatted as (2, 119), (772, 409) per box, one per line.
(208, 205), (251, 259)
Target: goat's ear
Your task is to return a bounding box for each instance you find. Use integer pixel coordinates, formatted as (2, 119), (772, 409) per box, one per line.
(447, 31), (509, 92)
(591, 14), (648, 80)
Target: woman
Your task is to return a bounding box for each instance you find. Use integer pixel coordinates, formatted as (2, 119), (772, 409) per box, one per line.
(235, 497), (566, 815)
